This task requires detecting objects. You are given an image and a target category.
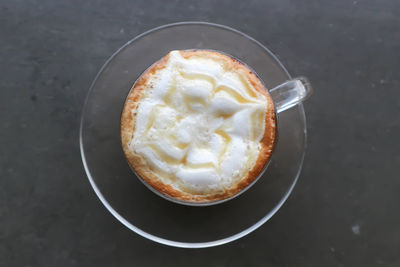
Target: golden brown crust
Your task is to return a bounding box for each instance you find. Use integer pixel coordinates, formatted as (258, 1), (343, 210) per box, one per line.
(121, 50), (276, 203)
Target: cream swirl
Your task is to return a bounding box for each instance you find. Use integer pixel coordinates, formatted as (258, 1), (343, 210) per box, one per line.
(129, 51), (269, 193)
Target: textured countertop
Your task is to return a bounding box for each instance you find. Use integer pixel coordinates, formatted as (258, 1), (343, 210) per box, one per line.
(1, 0), (399, 266)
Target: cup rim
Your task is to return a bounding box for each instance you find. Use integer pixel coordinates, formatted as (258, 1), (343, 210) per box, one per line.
(120, 47), (279, 207)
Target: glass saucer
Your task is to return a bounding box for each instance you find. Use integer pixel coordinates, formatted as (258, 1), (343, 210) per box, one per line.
(80, 22), (307, 248)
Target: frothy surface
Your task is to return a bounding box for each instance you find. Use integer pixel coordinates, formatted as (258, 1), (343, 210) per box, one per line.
(129, 51), (269, 193)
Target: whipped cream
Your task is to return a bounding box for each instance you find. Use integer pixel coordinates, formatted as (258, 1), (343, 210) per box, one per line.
(129, 51), (269, 193)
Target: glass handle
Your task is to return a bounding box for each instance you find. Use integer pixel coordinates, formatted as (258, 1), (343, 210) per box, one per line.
(269, 77), (313, 113)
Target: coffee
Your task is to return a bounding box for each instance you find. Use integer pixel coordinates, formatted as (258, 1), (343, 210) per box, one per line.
(121, 50), (276, 204)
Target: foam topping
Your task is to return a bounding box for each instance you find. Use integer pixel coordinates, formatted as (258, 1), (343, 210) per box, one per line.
(129, 51), (269, 193)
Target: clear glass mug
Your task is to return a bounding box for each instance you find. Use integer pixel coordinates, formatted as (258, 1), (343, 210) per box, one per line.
(135, 74), (313, 206)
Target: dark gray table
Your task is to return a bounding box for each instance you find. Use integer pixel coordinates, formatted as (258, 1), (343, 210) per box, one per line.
(1, 0), (399, 266)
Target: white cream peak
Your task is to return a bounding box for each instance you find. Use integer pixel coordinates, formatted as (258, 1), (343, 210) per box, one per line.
(130, 51), (268, 193)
